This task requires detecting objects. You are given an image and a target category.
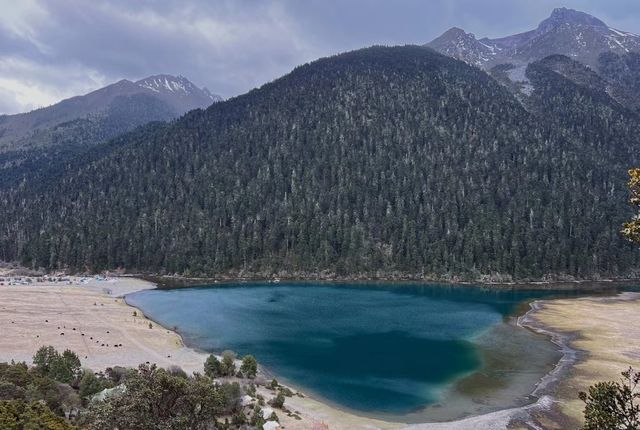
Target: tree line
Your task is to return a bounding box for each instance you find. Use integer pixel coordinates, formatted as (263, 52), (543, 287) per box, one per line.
(1, 46), (640, 280)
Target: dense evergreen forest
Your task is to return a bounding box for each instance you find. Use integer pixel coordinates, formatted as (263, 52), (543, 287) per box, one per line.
(1, 46), (640, 281)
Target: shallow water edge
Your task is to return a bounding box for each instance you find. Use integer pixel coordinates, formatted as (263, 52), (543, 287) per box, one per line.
(134, 273), (640, 292)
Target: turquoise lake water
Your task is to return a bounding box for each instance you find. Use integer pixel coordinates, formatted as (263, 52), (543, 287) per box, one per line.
(125, 283), (617, 421)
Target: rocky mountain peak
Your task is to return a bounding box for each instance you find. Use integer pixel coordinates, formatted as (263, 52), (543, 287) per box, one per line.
(427, 26), (498, 66)
(442, 27), (474, 38)
(539, 8), (607, 32)
(426, 8), (640, 71)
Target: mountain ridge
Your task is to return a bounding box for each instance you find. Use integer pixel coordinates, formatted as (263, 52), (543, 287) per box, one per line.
(0, 74), (221, 188)
(426, 7), (640, 71)
(0, 74), (220, 147)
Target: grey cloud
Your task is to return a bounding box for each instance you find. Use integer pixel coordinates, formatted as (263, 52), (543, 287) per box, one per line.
(0, 87), (24, 115)
(1, 0), (640, 114)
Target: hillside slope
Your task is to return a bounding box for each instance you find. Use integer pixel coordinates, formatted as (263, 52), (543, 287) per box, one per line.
(0, 75), (220, 187)
(1, 46), (639, 280)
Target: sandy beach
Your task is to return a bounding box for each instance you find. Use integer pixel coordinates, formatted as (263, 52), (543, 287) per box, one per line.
(0, 276), (207, 374)
(522, 292), (640, 429)
(2, 275), (640, 430)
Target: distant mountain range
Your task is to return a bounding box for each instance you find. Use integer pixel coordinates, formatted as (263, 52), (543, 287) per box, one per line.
(0, 74), (220, 147)
(427, 8), (640, 110)
(427, 8), (640, 70)
(0, 74), (221, 186)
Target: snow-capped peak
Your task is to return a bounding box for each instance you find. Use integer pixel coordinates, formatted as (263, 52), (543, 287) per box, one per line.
(133, 74), (222, 111)
(136, 74), (200, 96)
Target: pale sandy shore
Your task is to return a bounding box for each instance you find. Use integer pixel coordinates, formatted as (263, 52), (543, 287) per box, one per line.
(522, 292), (640, 429)
(0, 277), (207, 374)
(2, 277), (639, 430)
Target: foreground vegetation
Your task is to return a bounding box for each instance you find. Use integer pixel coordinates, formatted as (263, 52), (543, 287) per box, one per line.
(0, 347), (303, 430)
(3, 345), (638, 429)
(580, 367), (640, 430)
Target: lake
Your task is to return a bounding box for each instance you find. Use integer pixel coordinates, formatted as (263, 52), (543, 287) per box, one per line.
(126, 282), (603, 421)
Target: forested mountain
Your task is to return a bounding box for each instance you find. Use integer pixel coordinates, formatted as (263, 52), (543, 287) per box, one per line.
(598, 52), (640, 111)
(1, 46), (639, 281)
(0, 75), (220, 187)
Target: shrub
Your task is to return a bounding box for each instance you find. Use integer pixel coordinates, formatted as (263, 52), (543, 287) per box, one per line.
(167, 366), (188, 379)
(221, 351), (236, 376)
(0, 382), (25, 401)
(32, 347), (81, 384)
(580, 367), (640, 430)
(219, 382), (241, 414)
(270, 392), (285, 409)
(80, 363), (226, 430)
(245, 382), (256, 397)
(0, 400), (76, 430)
(204, 354), (222, 378)
(240, 355), (258, 379)
(78, 371), (104, 399)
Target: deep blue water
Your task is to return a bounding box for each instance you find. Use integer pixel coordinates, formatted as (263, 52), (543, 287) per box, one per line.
(125, 283), (619, 418)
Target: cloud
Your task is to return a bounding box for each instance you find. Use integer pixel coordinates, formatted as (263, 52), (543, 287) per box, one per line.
(0, 0), (639, 114)
(0, 0), (322, 113)
(0, 55), (108, 112)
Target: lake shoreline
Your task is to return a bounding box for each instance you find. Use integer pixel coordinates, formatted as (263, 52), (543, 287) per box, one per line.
(398, 292), (640, 429)
(517, 292), (640, 428)
(0, 276), (210, 375)
(125, 278), (621, 429)
(136, 272), (640, 292)
(3, 274), (638, 429)
(124, 279), (543, 429)
(514, 301), (586, 428)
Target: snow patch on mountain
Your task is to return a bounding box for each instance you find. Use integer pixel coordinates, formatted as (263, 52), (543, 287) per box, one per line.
(135, 75), (219, 100)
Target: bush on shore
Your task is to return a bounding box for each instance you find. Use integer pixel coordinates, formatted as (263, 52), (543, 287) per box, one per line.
(0, 346), (271, 430)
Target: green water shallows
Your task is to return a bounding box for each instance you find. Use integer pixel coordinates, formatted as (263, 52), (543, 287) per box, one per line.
(125, 283), (595, 420)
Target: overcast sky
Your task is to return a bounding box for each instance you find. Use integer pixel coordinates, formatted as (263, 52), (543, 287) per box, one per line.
(1, 0), (640, 115)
